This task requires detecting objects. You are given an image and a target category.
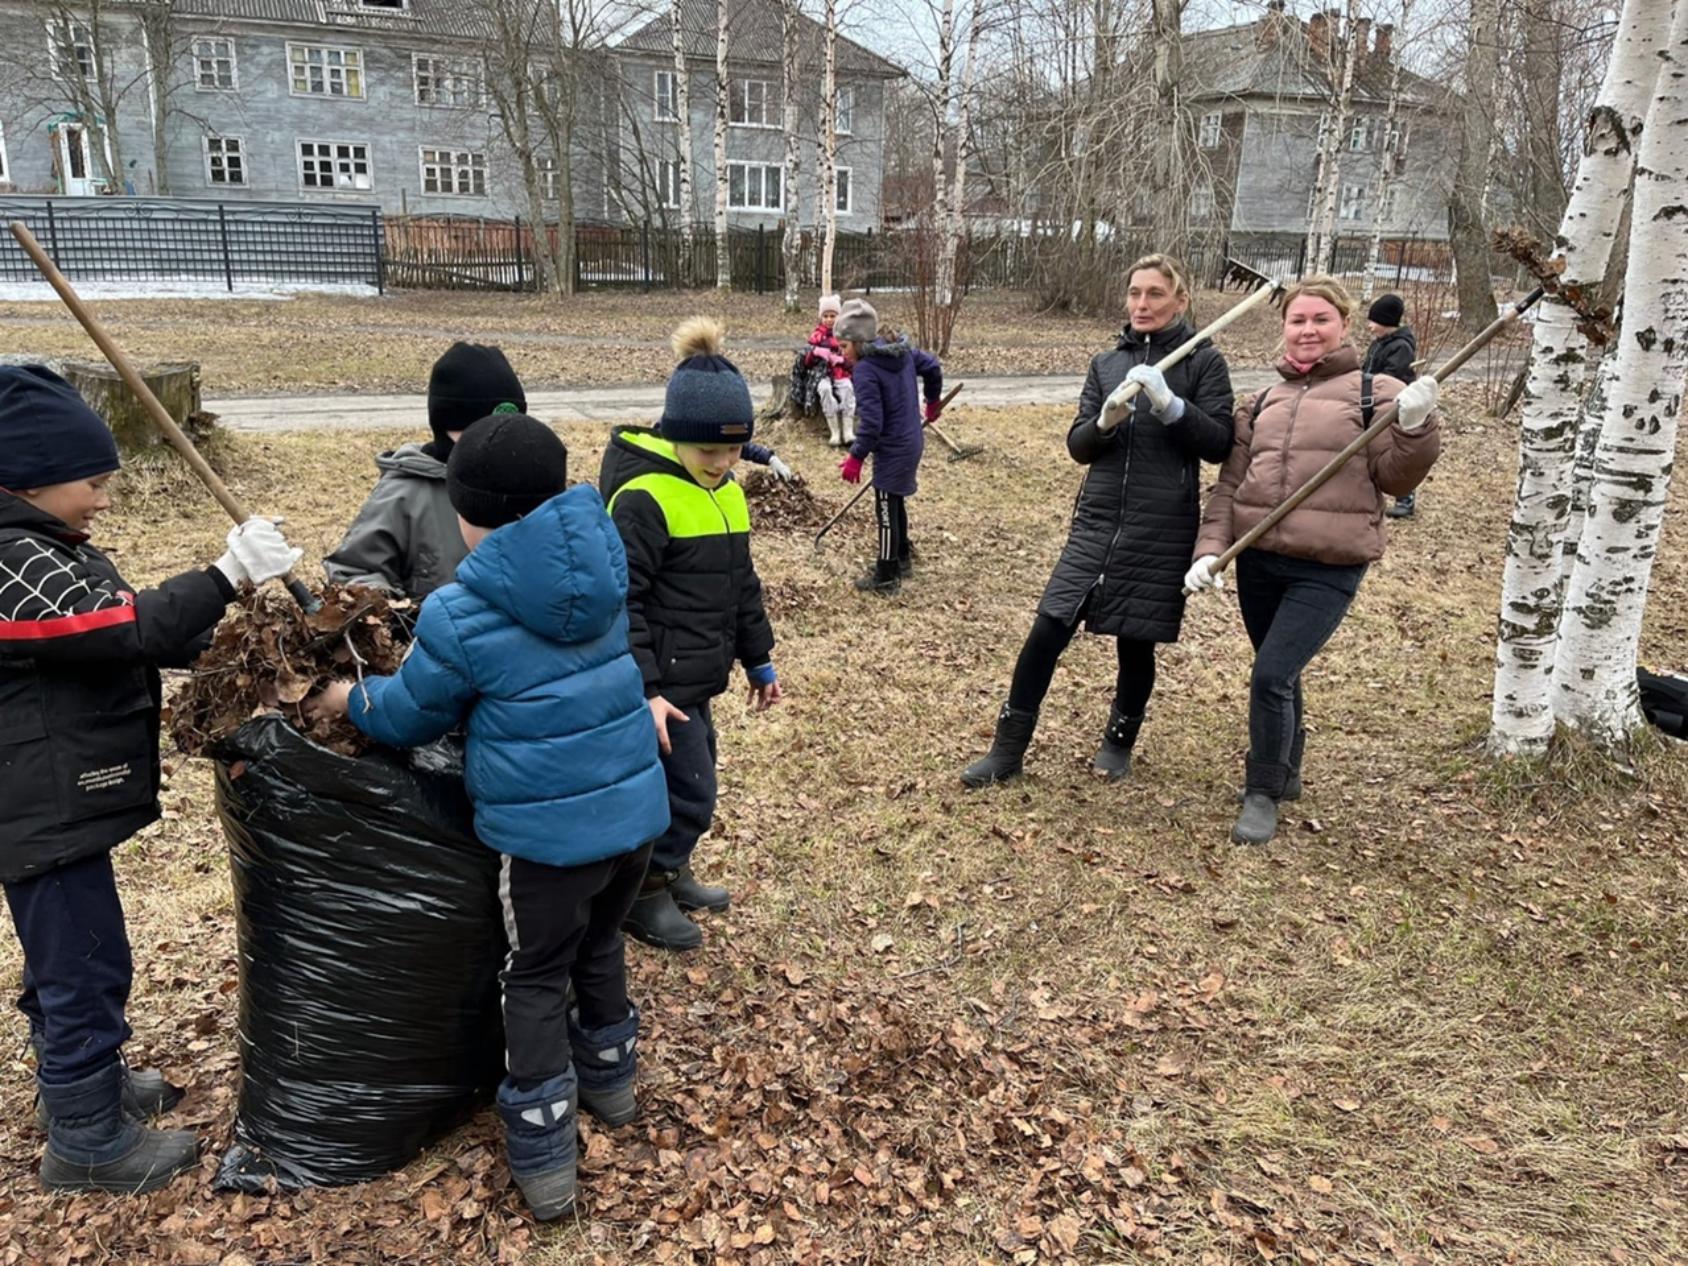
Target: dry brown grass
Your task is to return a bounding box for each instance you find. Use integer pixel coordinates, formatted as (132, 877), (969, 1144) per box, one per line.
(1, 390), (1684, 1265)
(0, 287), (1291, 396)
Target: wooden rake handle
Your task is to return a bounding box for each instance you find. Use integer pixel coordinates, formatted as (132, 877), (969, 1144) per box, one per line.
(1213, 287), (1546, 573)
(1108, 276), (1285, 416)
(7, 220), (319, 612)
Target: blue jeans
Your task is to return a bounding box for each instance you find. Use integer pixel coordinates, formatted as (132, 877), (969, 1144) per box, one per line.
(1235, 550), (1367, 770)
(4, 852), (133, 1084)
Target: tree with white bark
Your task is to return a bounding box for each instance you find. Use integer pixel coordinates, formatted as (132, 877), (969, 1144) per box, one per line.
(1488, 0), (1675, 755)
(1305, 0), (1362, 275)
(672, 0), (697, 281)
(1363, 0), (1413, 301)
(1549, 0), (1688, 745)
(819, 0), (840, 294)
(781, 0), (804, 311)
(714, 0), (732, 290)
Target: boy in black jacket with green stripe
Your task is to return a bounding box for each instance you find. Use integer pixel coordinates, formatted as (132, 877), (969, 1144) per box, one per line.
(0, 366), (300, 1195)
(599, 318), (780, 951)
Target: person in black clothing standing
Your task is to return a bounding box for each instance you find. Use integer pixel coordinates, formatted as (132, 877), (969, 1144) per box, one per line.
(1363, 293), (1420, 518)
(961, 254), (1235, 787)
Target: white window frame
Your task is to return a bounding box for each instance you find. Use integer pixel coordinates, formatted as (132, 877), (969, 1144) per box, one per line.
(654, 69), (678, 122)
(413, 53), (480, 108)
(658, 158), (681, 209)
(1190, 181), (1213, 222)
(419, 146), (487, 197)
(296, 138), (373, 191)
(1316, 110), (1331, 147)
(1349, 118), (1370, 152)
(835, 86), (854, 135)
(288, 42), (365, 100)
(1339, 182), (1364, 220)
(193, 36), (238, 92)
(727, 160), (782, 210)
(358, 0), (409, 9)
(47, 17), (96, 86)
(834, 165), (853, 215)
(729, 79), (775, 128)
(537, 154), (559, 200)
(203, 134), (247, 187)
(1199, 112), (1221, 149)
(0, 122), (9, 185)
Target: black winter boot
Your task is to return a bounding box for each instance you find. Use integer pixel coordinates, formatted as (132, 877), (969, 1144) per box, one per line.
(1092, 706), (1144, 782)
(37, 1063), (199, 1195)
(669, 864), (729, 914)
(496, 1072), (578, 1221)
(854, 562), (900, 594)
(623, 874), (703, 951)
(1233, 756), (1291, 846)
(32, 1040), (184, 1130)
(960, 704), (1039, 789)
(569, 1007), (639, 1126)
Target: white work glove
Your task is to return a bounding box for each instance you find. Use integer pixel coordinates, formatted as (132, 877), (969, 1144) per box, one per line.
(1394, 377), (1438, 433)
(214, 517), (303, 588)
(767, 454), (794, 482)
(1098, 380), (1133, 432)
(1124, 364), (1185, 422)
(1183, 555), (1224, 595)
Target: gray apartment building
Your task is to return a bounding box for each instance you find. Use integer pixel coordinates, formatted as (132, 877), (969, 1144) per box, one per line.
(0, 0), (899, 229)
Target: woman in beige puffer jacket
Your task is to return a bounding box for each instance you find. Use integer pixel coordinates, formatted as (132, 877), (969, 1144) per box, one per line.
(1185, 277), (1441, 846)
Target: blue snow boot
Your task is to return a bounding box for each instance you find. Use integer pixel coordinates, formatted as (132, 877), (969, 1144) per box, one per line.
(37, 1062), (199, 1195)
(496, 1072), (578, 1221)
(569, 1007), (639, 1127)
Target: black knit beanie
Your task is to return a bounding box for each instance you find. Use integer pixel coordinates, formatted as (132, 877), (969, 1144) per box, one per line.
(0, 365), (120, 489)
(446, 413), (568, 529)
(1367, 294), (1405, 327)
(427, 342), (527, 459)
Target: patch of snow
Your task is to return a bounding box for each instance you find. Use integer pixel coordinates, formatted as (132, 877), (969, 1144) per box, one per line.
(0, 279), (379, 302)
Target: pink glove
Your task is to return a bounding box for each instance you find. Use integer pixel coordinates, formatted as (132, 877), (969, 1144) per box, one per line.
(924, 400), (943, 423)
(840, 455), (863, 484)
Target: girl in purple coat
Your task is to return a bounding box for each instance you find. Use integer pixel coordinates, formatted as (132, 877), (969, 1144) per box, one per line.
(835, 299), (944, 594)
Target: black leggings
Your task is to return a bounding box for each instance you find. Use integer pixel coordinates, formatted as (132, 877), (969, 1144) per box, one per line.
(1007, 610), (1156, 717)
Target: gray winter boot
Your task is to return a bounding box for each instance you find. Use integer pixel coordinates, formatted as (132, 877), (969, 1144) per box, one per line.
(960, 704), (1039, 788)
(569, 1007), (638, 1126)
(1233, 756), (1291, 846)
(1092, 706), (1143, 782)
(1236, 730), (1304, 804)
(37, 1063), (199, 1195)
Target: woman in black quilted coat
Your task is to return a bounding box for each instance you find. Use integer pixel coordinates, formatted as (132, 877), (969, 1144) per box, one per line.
(962, 255), (1235, 787)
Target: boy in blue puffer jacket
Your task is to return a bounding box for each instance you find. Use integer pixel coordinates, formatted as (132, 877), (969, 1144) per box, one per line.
(312, 413), (668, 1222)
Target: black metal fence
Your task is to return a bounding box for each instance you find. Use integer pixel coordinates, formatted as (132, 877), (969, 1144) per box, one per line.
(0, 197), (385, 291)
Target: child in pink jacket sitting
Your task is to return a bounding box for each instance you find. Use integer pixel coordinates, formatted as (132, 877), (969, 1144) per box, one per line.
(809, 295), (856, 447)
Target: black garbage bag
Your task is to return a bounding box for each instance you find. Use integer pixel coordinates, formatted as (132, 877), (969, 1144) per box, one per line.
(211, 717), (506, 1191)
(1639, 667), (1688, 739)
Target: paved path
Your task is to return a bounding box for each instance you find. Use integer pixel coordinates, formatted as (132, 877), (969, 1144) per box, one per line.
(211, 369), (1280, 432)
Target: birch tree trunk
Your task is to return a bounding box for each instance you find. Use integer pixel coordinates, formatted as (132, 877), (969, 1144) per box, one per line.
(1551, 0), (1688, 744)
(1448, 0), (1500, 332)
(1363, 0), (1411, 301)
(1147, 0), (1188, 262)
(714, 0), (731, 291)
(138, 4), (174, 196)
(1308, 0), (1360, 275)
(1556, 349), (1618, 594)
(937, 0), (982, 346)
(780, 0), (802, 312)
(1487, 0), (1665, 754)
(820, 0), (839, 294)
(672, 0), (695, 283)
(928, 0), (955, 303)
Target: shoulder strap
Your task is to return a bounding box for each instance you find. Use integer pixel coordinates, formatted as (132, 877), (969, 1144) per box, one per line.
(1249, 386), (1274, 422)
(1361, 372), (1375, 427)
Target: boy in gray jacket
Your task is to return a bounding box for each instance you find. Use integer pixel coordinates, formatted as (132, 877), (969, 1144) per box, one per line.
(324, 342), (527, 599)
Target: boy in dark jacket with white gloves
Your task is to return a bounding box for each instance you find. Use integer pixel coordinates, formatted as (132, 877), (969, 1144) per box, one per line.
(0, 365), (299, 1195)
(323, 342), (527, 599)
(313, 413), (669, 1221)
(599, 317), (781, 952)
(1363, 294), (1420, 518)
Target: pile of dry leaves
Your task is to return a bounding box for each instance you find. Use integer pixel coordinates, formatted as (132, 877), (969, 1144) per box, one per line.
(740, 470), (832, 533)
(168, 584), (414, 758)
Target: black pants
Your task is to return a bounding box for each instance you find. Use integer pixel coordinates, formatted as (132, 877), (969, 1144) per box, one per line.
(1007, 609), (1157, 717)
(649, 699), (716, 873)
(4, 851), (133, 1085)
(874, 489), (910, 576)
(498, 841), (652, 1089)
(1234, 549), (1366, 768)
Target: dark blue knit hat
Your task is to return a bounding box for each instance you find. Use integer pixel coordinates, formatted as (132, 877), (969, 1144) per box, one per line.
(0, 365), (120, 490)
(658, 317), (755, 445)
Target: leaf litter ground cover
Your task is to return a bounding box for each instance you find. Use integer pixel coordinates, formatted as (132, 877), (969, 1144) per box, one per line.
(2, 398), (1686, 1265)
